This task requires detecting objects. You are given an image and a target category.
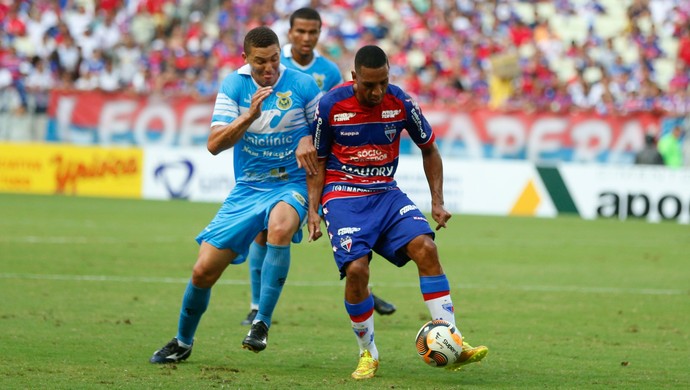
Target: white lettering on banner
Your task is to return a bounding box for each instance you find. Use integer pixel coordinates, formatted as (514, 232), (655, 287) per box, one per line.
(50, 93), (661, 161)
(179, 104), (214, 146)
(430, 112), (483, 159)
(99, 101), (139, 145)
(571, 120), (611, 161)
(486, 115), (525, 157)
(427, 111), (652, 163)
(608, 121), (644, 164)
(55, 96), (78, 142)
(527, 117), (567, 161)
(134, 103), (177, 145)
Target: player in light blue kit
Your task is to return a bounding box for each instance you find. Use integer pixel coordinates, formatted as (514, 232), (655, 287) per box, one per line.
(239, 7), (396, 327)
(150, 26), (322, 363)
(280, 8), (343, 92)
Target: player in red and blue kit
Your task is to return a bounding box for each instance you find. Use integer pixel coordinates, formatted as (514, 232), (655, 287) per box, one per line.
(306, 45), (488, 380)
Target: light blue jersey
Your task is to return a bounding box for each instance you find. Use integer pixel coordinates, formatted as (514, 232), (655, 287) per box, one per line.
(211, 64), (322, 188)
(281, 45), (343, 92)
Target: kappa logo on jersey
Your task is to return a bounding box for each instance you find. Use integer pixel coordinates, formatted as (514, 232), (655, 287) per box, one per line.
(381, 109), (401, 119)
(340, 236), (353, 252)
(276, 91), (293, 110)
(312, 73), (325, 90)
(333, 112), (356, 122)
(384, 124), (396, 142)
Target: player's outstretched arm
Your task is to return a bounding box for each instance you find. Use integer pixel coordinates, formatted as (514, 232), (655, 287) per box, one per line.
(421, 143), (452, 230)
(306, 159), (327, 241)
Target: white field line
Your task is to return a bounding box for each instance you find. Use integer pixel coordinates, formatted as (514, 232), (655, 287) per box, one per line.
(0, 273), (687, 296)
(0, 236), (179, 244)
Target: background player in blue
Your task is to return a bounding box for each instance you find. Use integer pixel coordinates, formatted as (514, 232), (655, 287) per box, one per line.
(149, 26), (322, 363)
(306, 45), (488, 379)
(239, 7), (396, 327)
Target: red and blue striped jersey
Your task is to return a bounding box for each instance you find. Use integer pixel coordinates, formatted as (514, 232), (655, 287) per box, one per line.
(311, 81), (435, 204)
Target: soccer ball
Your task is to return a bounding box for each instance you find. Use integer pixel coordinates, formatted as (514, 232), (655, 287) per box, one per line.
(415, 319), (464, 367)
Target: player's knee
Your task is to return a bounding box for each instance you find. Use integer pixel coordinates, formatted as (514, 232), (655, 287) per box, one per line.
(267, 222), (297, 245)
(191, 262), (219, 288)
(408, 235), (438, 260)
(409, 237), (443, 274)
(345, 260), (370, 285)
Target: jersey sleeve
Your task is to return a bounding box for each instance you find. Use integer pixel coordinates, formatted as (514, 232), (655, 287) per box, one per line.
(403, 92), (435, 148)
(211, 73), (241, 127)
(323, 63), (344, 92)
(311, 96), (334, 159)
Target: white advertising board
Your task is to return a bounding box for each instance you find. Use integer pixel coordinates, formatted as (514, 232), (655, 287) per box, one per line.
(396, 157), (557, 217)
(560, 164), (690, 224)
(143, 147), (234, 202)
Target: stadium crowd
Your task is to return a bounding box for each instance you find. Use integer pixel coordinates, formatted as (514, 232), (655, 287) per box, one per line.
(1, 0), (689, 125)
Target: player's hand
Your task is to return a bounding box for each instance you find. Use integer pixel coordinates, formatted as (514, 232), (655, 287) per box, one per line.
(296, 135), (318, 175)
(431, 204), (452, 230)
(248, 86), (273, 119)
(307, 211), (323, 242)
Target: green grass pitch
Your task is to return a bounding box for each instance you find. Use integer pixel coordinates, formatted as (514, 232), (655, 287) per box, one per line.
(1, 193), (689, 389)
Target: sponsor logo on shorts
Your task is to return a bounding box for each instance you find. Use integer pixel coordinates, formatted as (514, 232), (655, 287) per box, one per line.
(340, 236), (353, 252)
(291, 191), (306, 206)
(399, 204), (418, 215)
(337, 227), (361, 235)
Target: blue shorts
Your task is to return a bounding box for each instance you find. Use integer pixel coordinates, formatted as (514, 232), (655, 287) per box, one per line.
(195, 182), (308, 264)
(323, 189), (434, 278)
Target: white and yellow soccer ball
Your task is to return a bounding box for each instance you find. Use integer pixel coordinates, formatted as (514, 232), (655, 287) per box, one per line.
(415, 319), (464, 367)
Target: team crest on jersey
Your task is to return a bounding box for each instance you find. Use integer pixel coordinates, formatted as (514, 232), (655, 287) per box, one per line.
(384, 124), (396, 142)
(340, 236), (353, 252)
(442, 303), (455, 314)
(312, 73), (325, 90)
(276, 91), (293, 110)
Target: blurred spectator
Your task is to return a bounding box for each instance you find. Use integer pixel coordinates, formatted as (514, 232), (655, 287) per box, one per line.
(634, 133), (664, 165)
(0, 0), (687, 157)
(657, 125), (685, 167)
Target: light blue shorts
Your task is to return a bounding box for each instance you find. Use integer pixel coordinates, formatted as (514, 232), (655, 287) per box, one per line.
(195, 182), (308, 264)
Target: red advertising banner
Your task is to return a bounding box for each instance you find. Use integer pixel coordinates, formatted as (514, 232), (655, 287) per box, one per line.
(46, 90), (663, 163)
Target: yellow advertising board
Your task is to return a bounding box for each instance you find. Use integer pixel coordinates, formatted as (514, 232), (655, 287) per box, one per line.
(0, 143), (142, 198)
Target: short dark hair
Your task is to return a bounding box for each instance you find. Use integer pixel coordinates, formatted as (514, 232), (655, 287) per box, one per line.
(290, 7), (321, 28)
(354, 45), (388, 72)
(243, 26), (279, 54)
